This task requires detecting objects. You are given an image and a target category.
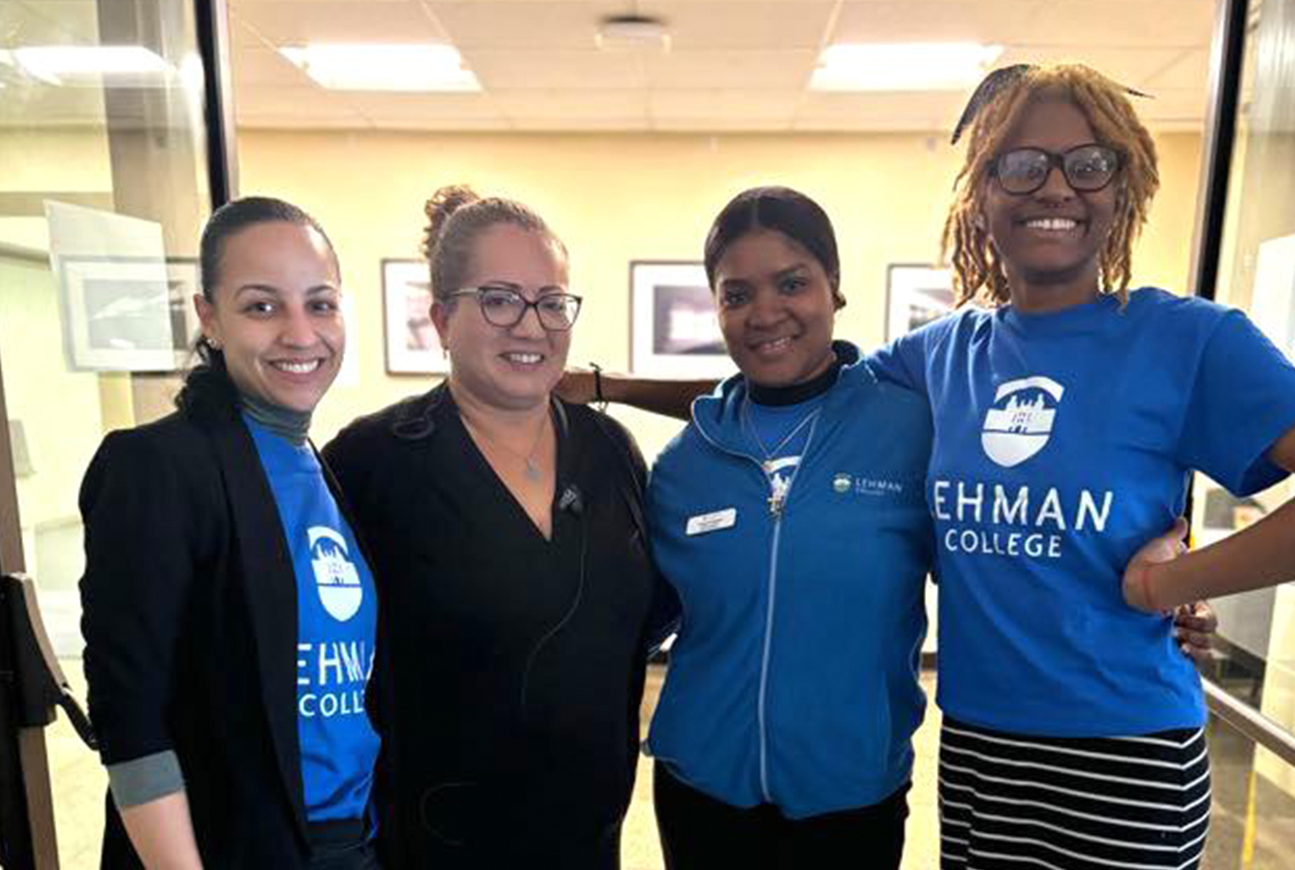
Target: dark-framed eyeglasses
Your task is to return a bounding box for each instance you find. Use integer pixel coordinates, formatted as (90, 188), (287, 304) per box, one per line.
(989, 144), (1121, 196)
(445, 286), (583, 331)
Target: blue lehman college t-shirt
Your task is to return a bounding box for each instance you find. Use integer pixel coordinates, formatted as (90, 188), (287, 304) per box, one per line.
(868, 288), (1295, 736)
(247, 417), (381, 821)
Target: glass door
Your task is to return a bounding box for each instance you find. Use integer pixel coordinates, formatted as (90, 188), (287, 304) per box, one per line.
(0, 1), (226, 865)
(1193, 0), (1295, 865)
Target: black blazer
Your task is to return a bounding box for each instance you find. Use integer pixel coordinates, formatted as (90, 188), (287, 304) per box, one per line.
(79, 409), (349, 868)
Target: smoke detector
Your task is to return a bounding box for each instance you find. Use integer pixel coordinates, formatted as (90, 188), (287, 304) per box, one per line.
(595, 15), (671, 52)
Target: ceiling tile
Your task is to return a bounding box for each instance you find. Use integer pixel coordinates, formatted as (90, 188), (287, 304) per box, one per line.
(1024, 0), (1215, 48)
(652, 117), (793, 132)
(995, 46), (1197, 90)
(232, 45), (314, 87)
(491, 88), (648, 120)
(232, 1), (447, 44)
(215, 0), (1217, 133)
(427, 1), (627, 50)
(235, 84), (367, 119)
(1142, 48), (1211, 91)
(642, 2), (835, 50)
(644, 50), (817, 89)
(830, 1), (1049, 44)
(649, 88), (800, 120)
(464, 49), (646, 89)
(796, 91), (965, 129)
(348, 91), (505, 121)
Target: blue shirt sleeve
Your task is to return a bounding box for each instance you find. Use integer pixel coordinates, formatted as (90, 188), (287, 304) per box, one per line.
(865, 329), (929, 394)
(1177, 309), (1295, 495)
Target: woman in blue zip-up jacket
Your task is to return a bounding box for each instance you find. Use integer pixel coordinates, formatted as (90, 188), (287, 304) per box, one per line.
(644, 186), (935, 869)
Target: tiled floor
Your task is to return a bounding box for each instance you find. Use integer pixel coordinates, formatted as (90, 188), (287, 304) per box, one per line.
(42, 663), (1293, 869)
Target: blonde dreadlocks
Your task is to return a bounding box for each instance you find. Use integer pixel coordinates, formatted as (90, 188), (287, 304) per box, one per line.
(942, 64), (1160, 307)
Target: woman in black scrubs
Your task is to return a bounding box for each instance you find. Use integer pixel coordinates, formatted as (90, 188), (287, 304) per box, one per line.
(324, 185), (674, 869)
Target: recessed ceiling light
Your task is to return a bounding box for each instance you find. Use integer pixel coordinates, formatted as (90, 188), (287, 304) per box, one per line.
(279, 44), (481, 92)
(595, 15), (670, 52)
(13, 45), (170, 85)
(811, 42), (1002, 92)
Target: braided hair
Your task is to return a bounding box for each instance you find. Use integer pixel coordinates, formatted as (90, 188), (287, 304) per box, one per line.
(942, 64), (1159, 307)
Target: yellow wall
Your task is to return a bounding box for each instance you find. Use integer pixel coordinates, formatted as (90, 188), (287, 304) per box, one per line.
(238, 129), (1204, 457)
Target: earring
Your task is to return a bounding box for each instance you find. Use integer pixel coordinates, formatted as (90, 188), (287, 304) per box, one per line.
(207, 336), (222, 350)
(973, 214), (986, 231)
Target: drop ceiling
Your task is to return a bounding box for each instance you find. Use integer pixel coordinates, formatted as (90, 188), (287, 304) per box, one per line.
(1, 0), (1221, 133)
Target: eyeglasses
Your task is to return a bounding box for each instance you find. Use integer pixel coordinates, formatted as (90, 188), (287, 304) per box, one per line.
(989, 144), (1121, 196)
(446, 286), (583, 331)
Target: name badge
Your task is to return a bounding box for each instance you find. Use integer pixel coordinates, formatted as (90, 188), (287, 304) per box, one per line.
(686, 508), (737, 536)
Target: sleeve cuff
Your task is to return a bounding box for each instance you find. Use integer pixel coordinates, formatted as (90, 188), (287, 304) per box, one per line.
(107, 750), (185, 809)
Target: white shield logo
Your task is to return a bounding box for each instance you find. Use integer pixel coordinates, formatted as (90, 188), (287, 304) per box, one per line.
(981, 376), (1065, 468)
(309, 526), (362, 621)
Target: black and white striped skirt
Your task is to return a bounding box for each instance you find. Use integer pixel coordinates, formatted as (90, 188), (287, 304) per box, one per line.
(939, 718), (1211, 870)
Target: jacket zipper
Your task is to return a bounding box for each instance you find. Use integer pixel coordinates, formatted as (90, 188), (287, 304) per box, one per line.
(693, 415), (820, 802)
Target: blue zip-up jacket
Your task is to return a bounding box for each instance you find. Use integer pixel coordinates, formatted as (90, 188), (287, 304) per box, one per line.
(645, 342), (935, 818)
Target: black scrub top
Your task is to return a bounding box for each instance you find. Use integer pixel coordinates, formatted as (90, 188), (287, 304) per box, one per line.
(324, 384), (670, 869)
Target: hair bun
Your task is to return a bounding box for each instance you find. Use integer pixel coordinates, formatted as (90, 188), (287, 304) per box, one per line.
(423, 184), (479, 259)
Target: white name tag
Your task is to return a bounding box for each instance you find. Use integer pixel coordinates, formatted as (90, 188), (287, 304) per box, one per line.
(686, 508), (737, 536)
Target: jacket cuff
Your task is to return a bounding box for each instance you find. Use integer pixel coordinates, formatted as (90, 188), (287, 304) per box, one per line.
(107, 750), (184, 809)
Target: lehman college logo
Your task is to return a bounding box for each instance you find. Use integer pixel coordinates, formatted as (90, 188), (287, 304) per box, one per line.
(308, 526), (362, 621)
(981, 376), (1065, 468)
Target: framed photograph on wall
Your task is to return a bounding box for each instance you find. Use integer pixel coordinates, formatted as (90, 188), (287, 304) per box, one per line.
(630, 261), (733, 378)
(382, 258), (445, 375)
(885, 264), (955, 341)
(57, 255), (202, 372)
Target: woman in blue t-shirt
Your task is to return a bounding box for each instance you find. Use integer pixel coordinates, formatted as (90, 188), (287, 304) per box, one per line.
(866, 63), (1295, 870)
(79, 197), (382, 868)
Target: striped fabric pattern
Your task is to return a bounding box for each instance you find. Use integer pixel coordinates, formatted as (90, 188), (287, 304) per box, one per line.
(939, 718), (1211, 870)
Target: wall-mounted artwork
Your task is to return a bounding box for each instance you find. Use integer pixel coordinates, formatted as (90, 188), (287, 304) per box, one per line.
(58, 255), (201, 372)
(630, 261), (732, 378)
(885, 264), (955, 341)
(382, 258), (445, 375)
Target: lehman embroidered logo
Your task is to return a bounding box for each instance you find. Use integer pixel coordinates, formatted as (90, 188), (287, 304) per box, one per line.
(981, 376), (1066, 468)
(309, 526), (362, 621)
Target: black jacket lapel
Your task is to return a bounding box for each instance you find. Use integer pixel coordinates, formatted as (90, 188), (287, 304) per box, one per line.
(207, 418), (309, 843)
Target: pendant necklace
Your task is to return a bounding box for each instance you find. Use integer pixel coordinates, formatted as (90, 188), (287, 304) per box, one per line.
(461, 410), (548, 481)
(742, 399), (820, 515)
(742, 399), (821, 474)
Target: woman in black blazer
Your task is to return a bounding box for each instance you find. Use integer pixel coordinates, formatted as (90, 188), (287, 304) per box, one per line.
(79, 197), (382, 869)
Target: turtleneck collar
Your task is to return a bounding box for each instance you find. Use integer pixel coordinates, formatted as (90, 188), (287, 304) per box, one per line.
(747, 354), (842, 407)
(240, 392), (311, 446)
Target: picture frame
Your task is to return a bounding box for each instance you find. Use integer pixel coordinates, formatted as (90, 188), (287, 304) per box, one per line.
(382, 258), (445, 375)
(630, 261), (733, 378)
(56, 255), (202, 372)
(885, 264), (955, 341)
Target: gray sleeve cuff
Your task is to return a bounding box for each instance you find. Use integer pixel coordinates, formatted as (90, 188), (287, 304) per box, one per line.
(107, 750), (185, 809)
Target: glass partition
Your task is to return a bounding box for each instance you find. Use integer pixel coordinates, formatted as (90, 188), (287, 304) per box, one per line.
(1192, 0), (1295, 862)
(0, 1), (216, 864)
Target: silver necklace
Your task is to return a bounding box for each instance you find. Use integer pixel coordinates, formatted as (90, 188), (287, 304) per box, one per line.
(742, 399), (821, 474)
(461, 411), (548, 481)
